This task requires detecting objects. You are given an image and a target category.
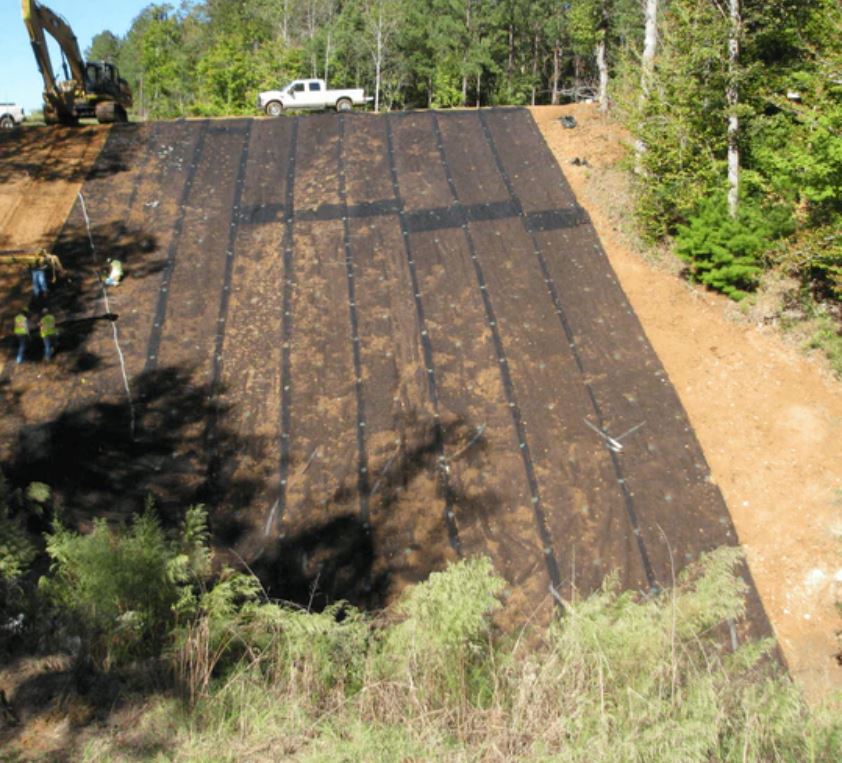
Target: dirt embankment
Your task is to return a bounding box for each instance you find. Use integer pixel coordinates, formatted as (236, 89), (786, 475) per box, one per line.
(0, 125), (109, 374)
(532, 104), (842, 702)
(0, 125), (108, 251)
(1, 112), (840, 672)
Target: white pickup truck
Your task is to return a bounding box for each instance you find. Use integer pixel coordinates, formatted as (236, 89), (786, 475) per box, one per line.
(0, 103), (25, 129)
(257, 79), (371, 116)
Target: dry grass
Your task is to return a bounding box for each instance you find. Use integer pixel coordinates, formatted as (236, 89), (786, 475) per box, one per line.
(76, 552), (841, 763)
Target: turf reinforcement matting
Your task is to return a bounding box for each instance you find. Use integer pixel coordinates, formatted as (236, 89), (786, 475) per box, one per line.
(0, 109), (771, 635)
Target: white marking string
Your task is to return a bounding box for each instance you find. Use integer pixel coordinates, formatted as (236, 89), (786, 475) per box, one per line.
(263, 448), (320, 536)
(263, 498), (279, 537)
(77, 191), (136, 439)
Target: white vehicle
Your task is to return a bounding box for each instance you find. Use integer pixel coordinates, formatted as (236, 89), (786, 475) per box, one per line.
(0, 103), (25, 129)
(257, 79), (371, 116)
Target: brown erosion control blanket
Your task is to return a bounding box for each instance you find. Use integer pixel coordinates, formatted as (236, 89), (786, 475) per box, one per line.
(0, 110), (770, 639)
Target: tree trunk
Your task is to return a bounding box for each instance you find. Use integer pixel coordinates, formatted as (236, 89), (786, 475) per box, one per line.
(727, 0), (740, 218)
(596, 2), (609, 112)
(640, 0), (657, 97)
(375, 14), (382, 113)
(596, 39), (608, 111)
(531, 32), (539, 106)
(324, 30), (331, 86)
(507, 24), (514, 84)
(463, 0), (471, 106)
(282, 0), (289, 44)
(476, 70), (481, 108)
(635, 0), (659, 172)
(551, 44), (561, 105)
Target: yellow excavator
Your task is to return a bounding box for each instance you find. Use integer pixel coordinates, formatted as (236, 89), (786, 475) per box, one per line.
(21, 0), (132, 125)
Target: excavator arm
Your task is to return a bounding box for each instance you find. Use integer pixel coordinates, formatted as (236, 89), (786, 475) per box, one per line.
(21, 0), (85, 124)
(0, 251), (66, 278)
(21, 0), (132, 124)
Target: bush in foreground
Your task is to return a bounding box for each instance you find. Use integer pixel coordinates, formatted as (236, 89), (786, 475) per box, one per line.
(39, 502), (211, 670)
(75, 540), (840, 762)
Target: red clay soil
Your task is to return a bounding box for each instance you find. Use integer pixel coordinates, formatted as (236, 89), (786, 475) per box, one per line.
(532, 103), (841, 702)
(0, 108), (838, 715)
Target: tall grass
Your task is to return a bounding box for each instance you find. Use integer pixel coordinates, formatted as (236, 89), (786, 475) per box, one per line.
(82, 550), (841, 762)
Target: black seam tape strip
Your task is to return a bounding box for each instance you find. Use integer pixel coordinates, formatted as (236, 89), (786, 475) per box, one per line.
(338, 114), (372, 529)
(385, 113), (461, 556)
(203, 120), (254, 499)
(430, 112), (561, 590)
(477, 108), (657, 590)
(274, 118), (300, 533)
(145, 120), (210, 373)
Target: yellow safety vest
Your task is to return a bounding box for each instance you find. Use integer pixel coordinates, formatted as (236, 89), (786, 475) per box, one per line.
(14, 314), (28, 336)
(40, 314), (56, 338)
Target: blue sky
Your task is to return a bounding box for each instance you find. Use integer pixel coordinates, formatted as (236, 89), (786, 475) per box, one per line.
(2, 1), (150, 112)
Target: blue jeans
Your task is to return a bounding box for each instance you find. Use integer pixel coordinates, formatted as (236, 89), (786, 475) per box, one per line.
(43, 335), (53, 360)
(31, 268), (48, 297)
(16, 336), (27, 363)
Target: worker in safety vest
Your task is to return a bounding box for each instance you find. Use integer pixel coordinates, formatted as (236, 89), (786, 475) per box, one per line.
(13, 309), (29, 364)
(104, 258), (124, 286)
(39, 309), (57, 361)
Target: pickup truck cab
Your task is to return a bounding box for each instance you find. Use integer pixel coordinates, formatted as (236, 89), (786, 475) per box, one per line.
(0, 103), (25, 129)
(257, 79), (371, 116)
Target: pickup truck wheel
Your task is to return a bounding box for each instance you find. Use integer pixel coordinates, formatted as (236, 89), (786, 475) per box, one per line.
(0, 116), (14, 129)
(265, 101), (283, 117)
(335, 98), (353, 113)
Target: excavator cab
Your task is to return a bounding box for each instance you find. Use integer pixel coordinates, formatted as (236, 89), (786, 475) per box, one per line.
(84, 62), (103, 90)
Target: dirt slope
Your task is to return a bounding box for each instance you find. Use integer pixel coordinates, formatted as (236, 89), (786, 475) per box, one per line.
(2, 110), (754, 619)
(0, 108), (839, 719)
(532, 103), (841, 701)
(0, 126), (109, 380)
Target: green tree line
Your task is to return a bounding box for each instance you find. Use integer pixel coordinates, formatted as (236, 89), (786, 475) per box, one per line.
(88, 0), (647, 117)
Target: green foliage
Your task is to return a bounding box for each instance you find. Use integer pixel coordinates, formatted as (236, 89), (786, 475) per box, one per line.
(793, 297), (842, 377)
(0, 474), (52, 586)
(378, 556), (504, 704)
(94, 0), (627, 115)
(86, 30), (122, 63)
(676, 196), (793, 299)
(625, 0), (730, 239)
(621, 0), (841, 308)
(0, 480), (36, 585)
(39, 502), (212, 669)
(137, 5), (193, 118)
(81, 548), (842, 762)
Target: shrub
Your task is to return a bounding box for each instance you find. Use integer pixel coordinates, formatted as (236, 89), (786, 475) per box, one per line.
(0, 477), (38, 586)
(39, 502), (211, 669)
(676, 197), (792, 300)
